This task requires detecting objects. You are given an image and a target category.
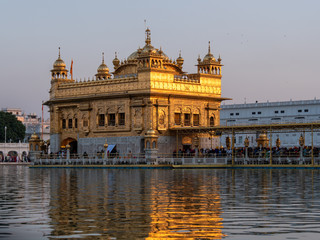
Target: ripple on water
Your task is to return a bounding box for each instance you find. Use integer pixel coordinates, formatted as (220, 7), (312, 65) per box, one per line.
(1, 167), (320, 239)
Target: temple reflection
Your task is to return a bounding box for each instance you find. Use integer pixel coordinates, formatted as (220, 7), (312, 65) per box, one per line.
(48, 169), (224, 239)
(146, 170), (224, 239)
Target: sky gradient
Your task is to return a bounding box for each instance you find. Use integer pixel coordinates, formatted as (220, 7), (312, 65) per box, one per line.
(1, 0), (320, 118)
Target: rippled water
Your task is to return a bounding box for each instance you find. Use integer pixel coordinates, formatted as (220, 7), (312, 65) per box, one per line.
(1, 166), (320, 239)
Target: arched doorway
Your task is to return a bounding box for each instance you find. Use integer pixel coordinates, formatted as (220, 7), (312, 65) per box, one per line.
(61, 138), (78, 154)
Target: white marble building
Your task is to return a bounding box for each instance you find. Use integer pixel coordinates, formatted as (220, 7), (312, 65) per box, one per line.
(220, 99), (320, 148)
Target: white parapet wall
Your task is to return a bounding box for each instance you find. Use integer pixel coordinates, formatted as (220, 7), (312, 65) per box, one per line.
(0, 143), (29, 156)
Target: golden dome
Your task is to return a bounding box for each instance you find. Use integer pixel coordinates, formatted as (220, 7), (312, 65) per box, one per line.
(176, 51), (184, 66)
(97, 53), (109, 73)
(145, 129), (158, 137)
(53, 47), (66, 69)
(203, 41), (215, 62)
(112, 52), (120, 67)
(30, 132), (40, 140)
(127, 28), (168, 61)
(257, 132), (268, 140)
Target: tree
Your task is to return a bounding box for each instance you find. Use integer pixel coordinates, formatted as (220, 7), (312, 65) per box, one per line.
(0, 111), (25, 143)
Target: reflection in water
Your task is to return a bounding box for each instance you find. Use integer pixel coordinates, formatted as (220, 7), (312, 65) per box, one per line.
(1, 166), (320, 239)
(146, 171), (223, 239)
(48, 169), (223, 239)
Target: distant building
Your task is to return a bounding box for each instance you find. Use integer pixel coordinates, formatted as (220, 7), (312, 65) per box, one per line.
(1, 108), (24, 122)
(220, 99), (320, 148)
(1, 108), (50, 143)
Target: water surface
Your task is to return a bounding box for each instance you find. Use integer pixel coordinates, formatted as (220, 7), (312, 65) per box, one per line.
(1, 166), (320, 239)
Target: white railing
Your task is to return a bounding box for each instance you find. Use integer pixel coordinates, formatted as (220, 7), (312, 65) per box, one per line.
(31, 153), (320, 166)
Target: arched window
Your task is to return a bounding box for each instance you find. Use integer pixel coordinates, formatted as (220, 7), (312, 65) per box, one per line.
(152, 141), (156, 149)
(210, 116), (215, 127)
(146, 140), (150, 149)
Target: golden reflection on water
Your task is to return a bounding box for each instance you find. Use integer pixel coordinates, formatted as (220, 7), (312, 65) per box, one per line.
(48, 169), (224, 239)
(146, 171), (224, 239)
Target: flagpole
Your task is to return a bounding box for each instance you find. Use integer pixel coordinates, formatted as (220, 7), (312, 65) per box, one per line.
(41, 101), (44, 140)
(70, 59), (73, 80)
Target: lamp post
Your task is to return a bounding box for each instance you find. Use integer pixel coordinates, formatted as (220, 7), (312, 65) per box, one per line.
(104, 139), (108, 161)
(4, 126), (7, 143)
(244, 136), (249, 162)
(299, 134), (305, 161)
(4, 126), (7, 158)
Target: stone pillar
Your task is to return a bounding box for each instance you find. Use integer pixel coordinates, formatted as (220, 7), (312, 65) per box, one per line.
(104, 140), (108, 160)
(66, 144), (70, 160)
(28, 132), (42, 161)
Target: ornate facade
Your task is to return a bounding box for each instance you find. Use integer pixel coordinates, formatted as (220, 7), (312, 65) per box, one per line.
(45, 29), (228, 155)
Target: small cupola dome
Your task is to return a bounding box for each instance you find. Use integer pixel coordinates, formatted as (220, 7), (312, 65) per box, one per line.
(112, 52), (120, 68)
(95, 52), (111, 80)
(97, 53), (109, 73)
(53, 47), (66, 69)
(203, 41), (215, 62)
(51, 47), (68, 79)
(176, 51), (184, 68)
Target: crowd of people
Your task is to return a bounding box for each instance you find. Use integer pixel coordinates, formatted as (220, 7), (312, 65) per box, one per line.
(173, 146), (320, 158)
(0, 154), (30, 162)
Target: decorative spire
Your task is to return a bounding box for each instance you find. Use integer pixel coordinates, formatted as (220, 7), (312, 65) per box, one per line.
(197, 54), (201, 62)
(145, 28), (151, 45)
(58, 47), (61, 58)
(176, 50), (184, 67)
(208, 41), (211, 54)
(102, 52), (105, 64)
(115, 51), (117, 58)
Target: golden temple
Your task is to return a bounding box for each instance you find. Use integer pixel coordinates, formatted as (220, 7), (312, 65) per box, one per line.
(45, 28), (229, 155)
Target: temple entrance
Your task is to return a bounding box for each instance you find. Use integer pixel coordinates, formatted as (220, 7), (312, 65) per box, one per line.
(61, 138), (78, 154)
(182, 136), (192, 156)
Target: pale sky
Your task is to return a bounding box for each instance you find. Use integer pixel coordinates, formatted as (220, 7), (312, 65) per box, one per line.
(1, 0), (320, 119)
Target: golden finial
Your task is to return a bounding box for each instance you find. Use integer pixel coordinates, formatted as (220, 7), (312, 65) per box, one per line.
(102, 52), (104, 64)
(179, 50), (181, 57)
(197, 54), (201, 62)
(115, 51), (117, 58)
(218, 54), (222, 62)
(145, 27), (151, 45)
(208, 41), (211, 54)
(58, 47), (61, 58)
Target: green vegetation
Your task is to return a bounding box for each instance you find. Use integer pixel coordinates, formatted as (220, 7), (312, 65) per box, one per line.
(0, 111), (25, 143)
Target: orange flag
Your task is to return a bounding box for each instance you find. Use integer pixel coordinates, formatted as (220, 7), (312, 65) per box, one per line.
(70, 59), (73, 79)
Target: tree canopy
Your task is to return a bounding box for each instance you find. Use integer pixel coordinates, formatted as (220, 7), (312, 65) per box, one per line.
(0, 111), (25, 143)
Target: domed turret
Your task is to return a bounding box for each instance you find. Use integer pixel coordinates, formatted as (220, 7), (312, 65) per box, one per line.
(176, 51), (184, 68)
(197, 41), (222, 75)
(95, 52), (111, 80)
(112, 52), (120, 69)
(197, 54), (201, 63)
(30, 132), (40, 140)
(203, 41), (215, 62)
(127, 28), (169, 61)
(51, 47), (68, 79)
